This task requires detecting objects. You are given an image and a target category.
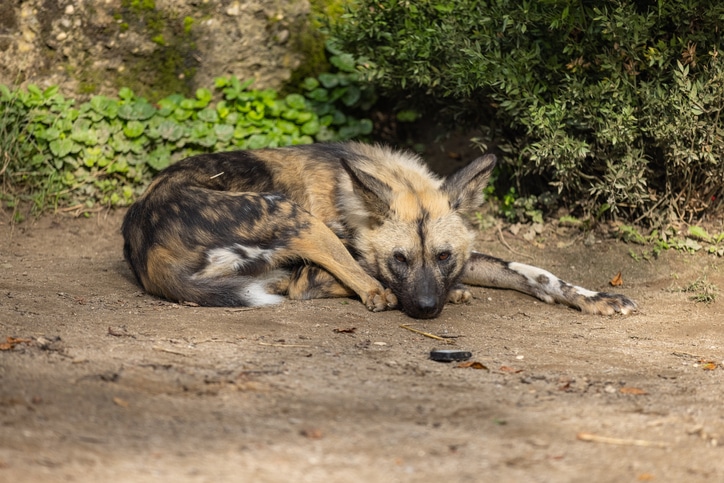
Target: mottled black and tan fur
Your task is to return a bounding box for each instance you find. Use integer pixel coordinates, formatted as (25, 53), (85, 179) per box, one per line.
(122, 142), (637, 319)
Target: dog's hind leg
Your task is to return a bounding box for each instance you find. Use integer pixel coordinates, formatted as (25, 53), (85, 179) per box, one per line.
(461, 251), (637, 315)
(277, 265), (356, 300)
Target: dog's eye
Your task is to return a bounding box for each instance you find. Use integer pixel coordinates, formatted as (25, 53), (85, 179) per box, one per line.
(393, 253), (407, 263)
(437, 251), (451, 262)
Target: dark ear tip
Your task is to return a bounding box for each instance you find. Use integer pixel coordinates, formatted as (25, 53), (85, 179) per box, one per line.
(473, 154), (497, 170)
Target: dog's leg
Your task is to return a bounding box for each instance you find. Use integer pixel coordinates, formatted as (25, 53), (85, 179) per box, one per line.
(278, 265), (356, 300)
(461, 251), (637, 315)
(284, 217), (397, 312)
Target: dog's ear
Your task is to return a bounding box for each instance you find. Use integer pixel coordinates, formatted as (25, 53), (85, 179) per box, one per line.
(340, 157), (392, 219)
(442, 154), (496, 212)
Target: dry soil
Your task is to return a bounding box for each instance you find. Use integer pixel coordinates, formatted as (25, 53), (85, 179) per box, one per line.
(1, 210), (723, 482)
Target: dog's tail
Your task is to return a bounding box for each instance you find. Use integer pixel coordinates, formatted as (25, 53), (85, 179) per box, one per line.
(128, 244), (288, 307)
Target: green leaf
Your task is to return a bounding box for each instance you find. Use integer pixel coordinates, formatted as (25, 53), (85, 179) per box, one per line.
(40, 127), (61, 141)
(306, 88), (329, 102)
(688, 225), (712, 242)
(330, 53), (357, 73)
(214, 124), (235, 142)
(147, 146), (171, 171)
(341, 85), (361, 106)
(281, 109), (299, 121)
(27, 84), (43, 98)
(110, 132), (135, 153)
(180, 98), (197, 110)
(196, 88), (213, 104)
(216, 100), (230, 119)
(396, 109), (419, 122)
(318, 73), (339, 89)
(49, 138), (78, 157)
(118, 100), (156, 120)
(197, 108), (219, 123)
(302, 77), (320, 91)
(247, 134), (269, 149)
(118, 87), (134, 100)
(123, 120), (146, 139)
(358, 118), (373, 135)
(190, 120), (211, 138)
(173, 108), (193, 121)
(71, 129), (99, 146)
(331, 110), (347, 125)
(285, 94), (307, 111)
(90, 96), (119, 118)
(276, 120), (298, 135)
(301, 118), (320, 136)
(43, 85), (60, 98)
(295, 112), (313, 124)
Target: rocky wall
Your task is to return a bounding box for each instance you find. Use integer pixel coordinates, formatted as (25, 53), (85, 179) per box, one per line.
(0, 0), (315, 100)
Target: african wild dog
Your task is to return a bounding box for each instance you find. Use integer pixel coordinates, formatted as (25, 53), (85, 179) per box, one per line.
(122, 142), (637, 319)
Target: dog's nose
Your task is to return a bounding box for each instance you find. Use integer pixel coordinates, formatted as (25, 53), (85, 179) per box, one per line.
(417, 294), (436, 311)
(410, 295), (439, 318)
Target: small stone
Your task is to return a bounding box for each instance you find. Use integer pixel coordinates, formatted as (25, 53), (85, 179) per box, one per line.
(276, 29), (290, 44)
(226, 2), (241, 16)
(65, 5), (74, 15)
(56, 32), (67, 41)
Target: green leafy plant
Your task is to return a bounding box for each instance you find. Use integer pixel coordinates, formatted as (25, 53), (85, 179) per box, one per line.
(616, 223), (724, 258)
(681, 277), (719, 304)
(1, 71), (375, 216)
(0, 85), (41, 222)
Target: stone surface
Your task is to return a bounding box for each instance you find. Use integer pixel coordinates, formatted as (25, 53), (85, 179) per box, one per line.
(0, 0), (313, 99)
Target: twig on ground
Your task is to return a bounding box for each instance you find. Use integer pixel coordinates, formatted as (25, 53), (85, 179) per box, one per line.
(497, 226), (534, 260)
(152, 346), (189, 357)
(400, 324), (454, 343)
(576, 432), (669, 448)
(258, 342), (310, 348)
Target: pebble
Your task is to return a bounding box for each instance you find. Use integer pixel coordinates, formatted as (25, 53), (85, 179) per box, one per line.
(226, 2), (241, 16)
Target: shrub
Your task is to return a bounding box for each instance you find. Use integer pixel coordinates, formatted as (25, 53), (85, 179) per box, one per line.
(330, 0), (724, 224)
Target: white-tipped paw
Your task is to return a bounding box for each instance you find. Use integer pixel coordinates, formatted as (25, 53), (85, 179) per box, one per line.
(579, 292), (638, 315)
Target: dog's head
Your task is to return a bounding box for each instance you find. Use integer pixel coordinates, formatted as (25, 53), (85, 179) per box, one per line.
(340, 146), (496, 318)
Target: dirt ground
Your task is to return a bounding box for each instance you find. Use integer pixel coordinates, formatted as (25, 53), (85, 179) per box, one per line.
(1, 210), (723, 483)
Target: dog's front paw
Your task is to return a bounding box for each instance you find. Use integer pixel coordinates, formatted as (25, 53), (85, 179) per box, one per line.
(447, 286), (472, 304)
(579, 292), (638, 315)
(365, 288), (398, 312)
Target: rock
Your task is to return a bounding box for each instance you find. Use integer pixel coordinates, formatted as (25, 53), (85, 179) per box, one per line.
(0, 0), (315, 100)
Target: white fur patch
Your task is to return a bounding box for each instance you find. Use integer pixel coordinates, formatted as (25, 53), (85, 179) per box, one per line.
(509, 262), (599, 299)
(238, 269), (287, 306)
(509, 262), (557, 284)
(197, 244), (274, 278)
